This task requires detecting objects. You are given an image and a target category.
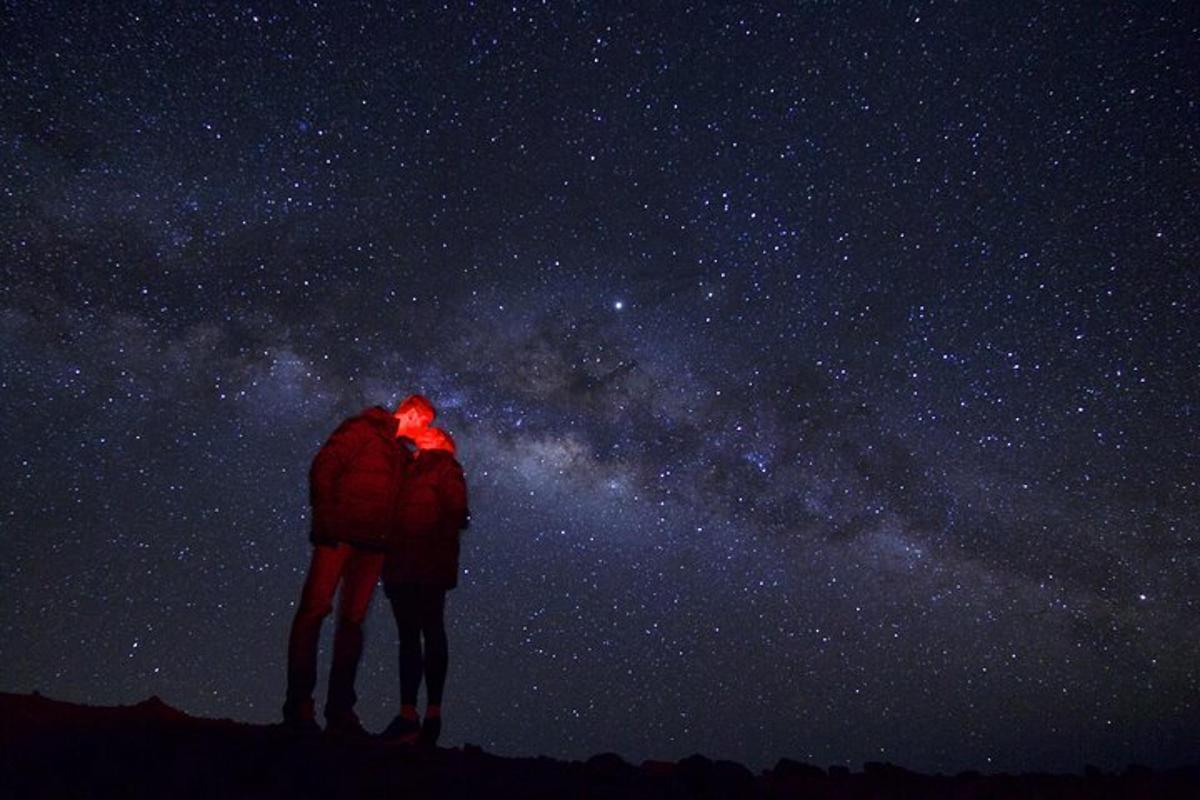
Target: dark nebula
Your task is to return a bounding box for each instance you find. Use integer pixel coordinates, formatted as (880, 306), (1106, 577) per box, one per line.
(1, 1), (1196, 774)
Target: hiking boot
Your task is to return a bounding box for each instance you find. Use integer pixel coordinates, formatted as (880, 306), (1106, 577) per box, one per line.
(419, 715), (441, 748)
(380, 713), (421, 744)
(324, 711), (368, 739)
(281, 699), (321, 736)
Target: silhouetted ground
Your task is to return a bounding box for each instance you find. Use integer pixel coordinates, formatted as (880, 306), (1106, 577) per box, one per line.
(1, 692), (1195, 799)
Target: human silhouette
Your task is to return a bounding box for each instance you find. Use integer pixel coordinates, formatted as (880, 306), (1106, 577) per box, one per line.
(282, 394), (436, 735)
(380, 425), (469, 746)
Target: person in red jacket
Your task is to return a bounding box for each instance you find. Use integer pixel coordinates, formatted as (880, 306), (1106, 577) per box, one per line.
(380, 425), (469, 746)
(282, 394), (436, 736)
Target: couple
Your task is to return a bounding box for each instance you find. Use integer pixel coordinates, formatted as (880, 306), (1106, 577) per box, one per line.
(281, 394), (469, 746)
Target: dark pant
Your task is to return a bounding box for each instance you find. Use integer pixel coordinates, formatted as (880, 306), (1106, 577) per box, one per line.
(386, 583), (448, 707)
(284, 542), (385, 720)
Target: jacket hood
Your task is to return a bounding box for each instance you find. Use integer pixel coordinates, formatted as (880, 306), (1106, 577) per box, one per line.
(361, 405), (399, 436)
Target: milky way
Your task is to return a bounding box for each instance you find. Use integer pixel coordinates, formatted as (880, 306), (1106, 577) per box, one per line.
(2, 2), (1197, 773)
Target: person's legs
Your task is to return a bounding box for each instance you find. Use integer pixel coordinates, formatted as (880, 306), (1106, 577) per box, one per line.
(284, 544), (351, 721)
(419, 587), (448, 709)
(417, 586), (448, 746)
(325, 546), (386, 722)
(386, 583), (424, 714)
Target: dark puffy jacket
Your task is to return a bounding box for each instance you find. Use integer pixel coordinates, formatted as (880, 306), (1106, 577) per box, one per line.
(383, 449), (469, 588)
(309, 406), (409, 550)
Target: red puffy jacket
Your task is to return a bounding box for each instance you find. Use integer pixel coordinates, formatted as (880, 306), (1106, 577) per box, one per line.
(384, 449), (469, 588)
(309, 406), (409, 550)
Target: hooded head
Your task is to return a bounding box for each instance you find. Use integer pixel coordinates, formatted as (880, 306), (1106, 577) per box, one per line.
(394, 393), (436, 436)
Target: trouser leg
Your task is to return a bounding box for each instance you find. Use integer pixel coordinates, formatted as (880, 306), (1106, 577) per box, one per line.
(420, 589), (449, 707)
(388, 584), (424, 707)
(284, 544), (349, 719)
(325, 546), (385, 718)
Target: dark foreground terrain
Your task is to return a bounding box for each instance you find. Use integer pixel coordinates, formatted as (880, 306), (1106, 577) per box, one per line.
(1, 693), (1195, 799)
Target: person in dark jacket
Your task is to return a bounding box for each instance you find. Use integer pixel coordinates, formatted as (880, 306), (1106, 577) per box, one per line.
(380, 425), (469, 746)
(282, 394), (436, 735)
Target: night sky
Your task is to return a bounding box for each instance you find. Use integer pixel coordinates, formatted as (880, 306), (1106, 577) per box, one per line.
(2, 1), (1197, 775)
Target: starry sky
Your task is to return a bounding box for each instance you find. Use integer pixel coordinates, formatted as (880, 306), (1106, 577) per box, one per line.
(2, 0), (1197, 775)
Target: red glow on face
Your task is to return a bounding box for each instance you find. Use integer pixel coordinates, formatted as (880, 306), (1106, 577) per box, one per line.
(393, 395), (441, 444)
(394, 409), (433, 435)
(412, 426), (455, 455)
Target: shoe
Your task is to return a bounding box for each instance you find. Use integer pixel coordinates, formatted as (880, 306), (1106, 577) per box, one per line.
(419, 715), (441, 748)
(324, 711), (368, 739)
(381, 713), (421, 744)
(281, 699), (321, 735)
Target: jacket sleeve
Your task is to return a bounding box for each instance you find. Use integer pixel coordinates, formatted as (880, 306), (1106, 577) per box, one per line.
(439, 458), (470, 531)
(309, 418), (364, 508)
